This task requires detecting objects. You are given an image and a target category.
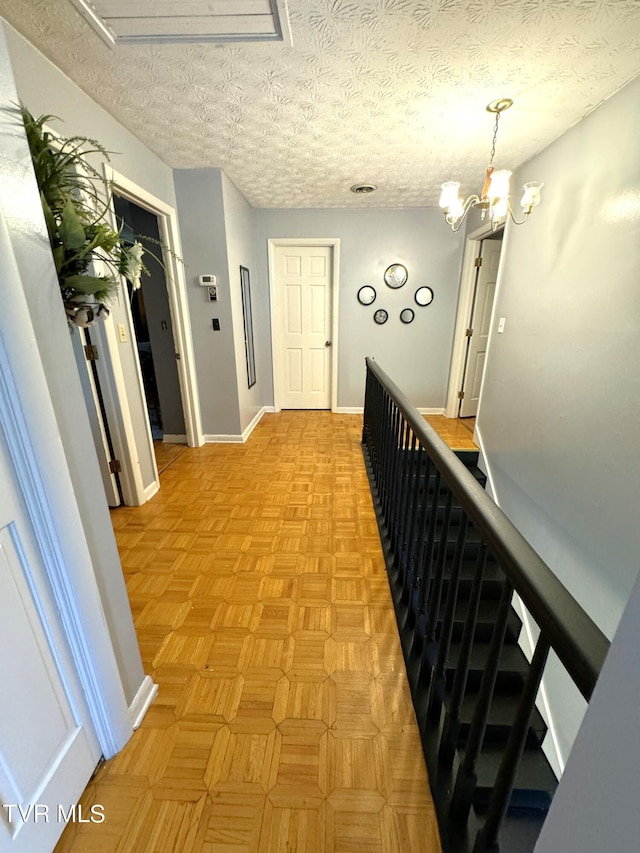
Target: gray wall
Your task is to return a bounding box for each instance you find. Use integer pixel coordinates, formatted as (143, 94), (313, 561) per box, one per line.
(253, 208), (465, 410)
(534, 566), (640, 852)
(221, 173), (269, 432)
(1, 21), (145, 704)
(174, 168), (242, 437)
(476, 75), (640, 765)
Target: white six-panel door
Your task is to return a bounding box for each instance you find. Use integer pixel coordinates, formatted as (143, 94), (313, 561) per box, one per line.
(274, 245), (333, 409)
(460, 239), (503, 417)
(0, 424), (101, 852)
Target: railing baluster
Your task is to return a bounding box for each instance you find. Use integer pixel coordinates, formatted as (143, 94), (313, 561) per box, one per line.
(396, 428), (416, 580)
(402, 452), (433, 619)
(439, 539), (488, 768)
(417, 486), (454, 685)
(402, 444), (426, 592)
(379, 392), (394, 522)
(367, 374), (382, 474)
(408, 469), (445, 652)
(450, 576), (514, 821)
(428, 512), (469, 723)
(387, 407), (405, 551)
(403, 462), (441, 637)
(473, 636), (551, 853)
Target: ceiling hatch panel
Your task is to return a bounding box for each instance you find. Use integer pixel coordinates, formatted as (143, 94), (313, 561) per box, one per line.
(70, 0), (292, 45)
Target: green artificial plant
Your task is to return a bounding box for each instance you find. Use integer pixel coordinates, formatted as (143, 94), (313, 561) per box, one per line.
(20, 104), (148, 328)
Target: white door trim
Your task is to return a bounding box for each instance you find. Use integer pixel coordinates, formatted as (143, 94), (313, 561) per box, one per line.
(0, 204), (132, 759)
(89, 315), (150, 506)
(267, 238), (341, 412)
(72, 328), (121, 507)
(445, 223), (505, 418)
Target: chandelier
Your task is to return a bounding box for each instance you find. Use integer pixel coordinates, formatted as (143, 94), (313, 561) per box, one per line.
(439, 98), (543, 232)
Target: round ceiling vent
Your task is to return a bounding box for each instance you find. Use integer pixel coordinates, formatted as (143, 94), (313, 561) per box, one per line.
(350, 183), (377, 194)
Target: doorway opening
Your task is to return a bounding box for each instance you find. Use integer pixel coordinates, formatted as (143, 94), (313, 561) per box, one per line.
(69, 171), (202, 507)
(112, 195), (187, 469)
(446, 224), (504, 421)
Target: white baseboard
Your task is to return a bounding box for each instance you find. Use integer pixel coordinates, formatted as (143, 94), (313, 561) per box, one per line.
(204, 433), (244, 443)
(162, 434), (187, 444)
(205, 407), (274, 444)
(334, 407), (363, 414)
(128, 675), (158, 730)
(418, 407), (446, 415)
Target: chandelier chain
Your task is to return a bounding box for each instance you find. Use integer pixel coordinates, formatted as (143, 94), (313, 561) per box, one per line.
(489, 111), (500, 167)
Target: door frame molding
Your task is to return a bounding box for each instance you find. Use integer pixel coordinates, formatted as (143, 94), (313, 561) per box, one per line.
(267, 238), (341, 412)
(445, 222), (504, 418)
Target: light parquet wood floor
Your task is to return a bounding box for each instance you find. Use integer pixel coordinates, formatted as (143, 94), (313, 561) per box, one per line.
(154, 441), (189, 474)
(424, 416), (477, 451)
(56, 412), (442, 853)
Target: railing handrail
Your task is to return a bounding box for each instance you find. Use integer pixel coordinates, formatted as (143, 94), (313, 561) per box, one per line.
(365, 357), (609, 700)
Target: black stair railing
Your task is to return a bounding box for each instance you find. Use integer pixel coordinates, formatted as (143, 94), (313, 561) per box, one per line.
(361, 358), (610, 853)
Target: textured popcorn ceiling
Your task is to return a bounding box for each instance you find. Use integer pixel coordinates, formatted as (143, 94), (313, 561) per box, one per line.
(1, 0), (639, 208)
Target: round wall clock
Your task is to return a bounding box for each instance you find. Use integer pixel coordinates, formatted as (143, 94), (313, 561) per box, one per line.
(400, 308), (415, 324)
(384, 263), (408, 289)
(373, 309), (388, 325)
(415, 286), (434, 306)
(357, 285), (377, 305)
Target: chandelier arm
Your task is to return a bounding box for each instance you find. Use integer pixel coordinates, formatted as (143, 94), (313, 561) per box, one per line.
(507, 205), (530, 226)
(462, 194), (481, 214)
(444, 194), (482, 231)
(444, 193), (481, 230)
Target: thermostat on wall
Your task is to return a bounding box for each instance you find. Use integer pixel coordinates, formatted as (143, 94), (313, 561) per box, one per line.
(199, 274), (217, 286)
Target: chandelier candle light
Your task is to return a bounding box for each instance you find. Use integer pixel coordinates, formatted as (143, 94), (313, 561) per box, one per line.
(439, 98), (543, 231)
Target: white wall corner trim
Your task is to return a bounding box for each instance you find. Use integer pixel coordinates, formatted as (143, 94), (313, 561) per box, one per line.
(241, 407), (267, 442)
(128, 675), (158, 730)
(144, 481), (160, 502)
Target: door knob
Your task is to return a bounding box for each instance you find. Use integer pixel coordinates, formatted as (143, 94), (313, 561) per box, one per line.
(325, 340), (332, 347)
